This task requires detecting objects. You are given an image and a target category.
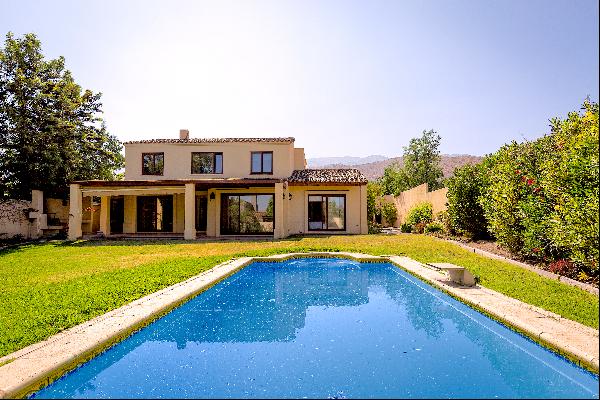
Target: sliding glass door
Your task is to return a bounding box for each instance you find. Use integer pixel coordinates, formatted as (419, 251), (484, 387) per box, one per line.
(308, 195), (346, 231)
(220, 194), (274, 235)
(136, 196), (174, 232)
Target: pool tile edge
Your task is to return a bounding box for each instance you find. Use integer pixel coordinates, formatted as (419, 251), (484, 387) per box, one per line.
(386, 255), (600, 374)
(0, 256), (256, 399)
(0, 252), (598, 398)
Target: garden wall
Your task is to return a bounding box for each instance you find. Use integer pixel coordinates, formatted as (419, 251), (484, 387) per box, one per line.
(385, 183), (448, 226)
(0, 191), (69, 240)
(0, 199), (33, 239)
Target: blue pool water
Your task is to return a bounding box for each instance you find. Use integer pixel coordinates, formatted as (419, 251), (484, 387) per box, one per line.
(34, 258), (598, 399)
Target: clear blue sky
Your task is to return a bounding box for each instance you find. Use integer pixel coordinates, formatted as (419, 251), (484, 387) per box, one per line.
(1, 0), (598, 158)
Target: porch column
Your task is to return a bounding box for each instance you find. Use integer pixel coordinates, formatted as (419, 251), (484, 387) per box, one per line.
(184, 183), (196, 240)
(360, 184), (368, 234)
(274, 182), (285, 239)
(68, 184), (83, 240)
(99, 196), (110, 236)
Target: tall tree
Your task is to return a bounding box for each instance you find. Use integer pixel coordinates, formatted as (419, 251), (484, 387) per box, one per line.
(379, 129), (444, 195)
(0, 32), (123, 199)
(402, 129), (444, 190)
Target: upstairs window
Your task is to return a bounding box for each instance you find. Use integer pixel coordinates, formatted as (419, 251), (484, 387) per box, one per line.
(251, 151), (273, 174)
(142, 153), (164, 175)
(192, 152), (223, 174)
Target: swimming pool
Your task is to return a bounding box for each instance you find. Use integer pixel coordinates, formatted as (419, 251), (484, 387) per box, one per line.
(33, 258), (599, 398)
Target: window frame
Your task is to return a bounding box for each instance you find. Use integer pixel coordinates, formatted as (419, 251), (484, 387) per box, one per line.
(191, 152), (223, 175)
(220, 193), (275, 235)
(307, 194), (347, 231)
(250, 151), (273, 175)
(141, 152), (165, 176)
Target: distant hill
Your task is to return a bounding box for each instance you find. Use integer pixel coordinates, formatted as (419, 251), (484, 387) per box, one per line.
(307, 155), (388, 168)
(318, 154), (484, 181)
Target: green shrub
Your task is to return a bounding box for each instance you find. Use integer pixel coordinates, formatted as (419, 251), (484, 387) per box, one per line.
(368, 221), (383, 234)
(400, 223), (412, 233)
(424, 222), (444, 234)
(541, 100), (599, 272)
(412, 221), (427, 234)
(434, 210), (452, 235)
(446, 163), (488, 239)
(381, 201), (397, 227)
(367, 182), (383, 223)
(479, 100), (598, 274)
(406, 202), (433, 227)
(480, 138), (557, 261)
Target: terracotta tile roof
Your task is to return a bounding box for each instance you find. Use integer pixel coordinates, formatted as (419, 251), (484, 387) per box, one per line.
(73, 178), (281, 187)
(287, 169), (367, 185)
(124, 137), (295, 144)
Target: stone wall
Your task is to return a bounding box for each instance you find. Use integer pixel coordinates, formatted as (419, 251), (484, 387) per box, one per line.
(0, 199), (33, 239)
(0, 191), (70, 240)
(385, 183), (448, 226)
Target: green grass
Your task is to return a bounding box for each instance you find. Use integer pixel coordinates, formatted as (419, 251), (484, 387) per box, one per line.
(0, 234), (598, 358)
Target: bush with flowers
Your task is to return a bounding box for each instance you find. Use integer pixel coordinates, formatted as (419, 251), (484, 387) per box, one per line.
(477, 100), (598, 279)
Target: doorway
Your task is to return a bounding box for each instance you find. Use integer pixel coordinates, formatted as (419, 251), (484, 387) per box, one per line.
(136, 196), (174, 232)
(110, 197), (124, 234)
(195, 195), (208, 232)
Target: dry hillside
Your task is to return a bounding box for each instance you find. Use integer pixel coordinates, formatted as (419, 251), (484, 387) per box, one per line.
(321, 155), (484, 181)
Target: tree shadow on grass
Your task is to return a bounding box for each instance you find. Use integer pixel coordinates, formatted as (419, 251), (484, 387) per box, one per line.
(53, 235), (319, 248)
(0, 234), (378, 258)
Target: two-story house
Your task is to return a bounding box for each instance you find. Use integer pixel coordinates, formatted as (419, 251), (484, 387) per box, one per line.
(68, 130), (368, 240)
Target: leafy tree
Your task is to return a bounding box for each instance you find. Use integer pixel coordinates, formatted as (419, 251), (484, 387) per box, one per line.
(381, 201), (397, 226)
(402, 129), (444, 190)
(476, 100), (598, 276)
(379, 162), (407, 196)
(366, 181), (383, 222)
(479, 138), (557, 259)
(380, 130), (443, 195)
(0, 32), (123, 199)
(541, 100), (599, 272)
(446, 163), (489, 239)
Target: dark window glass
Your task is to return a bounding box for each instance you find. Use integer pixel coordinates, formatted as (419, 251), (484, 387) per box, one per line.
(308, 195), (346, 231)
(192, 152), (223, 174)
(136, 196), (173, 232)
(250, 151), (273, 174)
(195, 195), (208, 231)
(220, 194), (274, 234)
(142, 153), (164, 175)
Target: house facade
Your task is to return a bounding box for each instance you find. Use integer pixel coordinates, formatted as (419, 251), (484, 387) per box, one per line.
(68, 130), (368, 240)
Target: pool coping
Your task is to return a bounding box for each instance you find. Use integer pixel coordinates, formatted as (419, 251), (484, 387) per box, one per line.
(0, 252), (598, 398)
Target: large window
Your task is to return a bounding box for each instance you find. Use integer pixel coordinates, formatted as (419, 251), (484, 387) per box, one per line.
(142, 153), (164, 175)
(250, 151), (273, 174)
(192, 152), (223, 174)
(220, 194), (274, 234)
(136, 196), (173, 232)
(308, 195), (346, 231)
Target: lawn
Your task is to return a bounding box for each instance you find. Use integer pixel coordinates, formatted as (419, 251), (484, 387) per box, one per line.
(0, 234), (598, 358)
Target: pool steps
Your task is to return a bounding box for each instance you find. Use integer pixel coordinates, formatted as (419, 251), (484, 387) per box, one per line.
(0, 252), (598, 398)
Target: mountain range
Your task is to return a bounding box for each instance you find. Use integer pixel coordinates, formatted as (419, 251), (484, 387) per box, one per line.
(307, 155), (389, 167)
(307, 155), (484, 181)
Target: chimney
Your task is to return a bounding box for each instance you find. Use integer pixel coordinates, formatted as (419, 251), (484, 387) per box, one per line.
(179, 129), (189, 140)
